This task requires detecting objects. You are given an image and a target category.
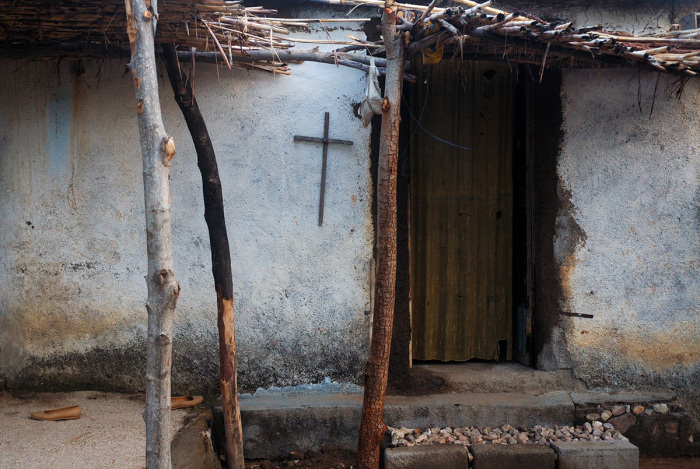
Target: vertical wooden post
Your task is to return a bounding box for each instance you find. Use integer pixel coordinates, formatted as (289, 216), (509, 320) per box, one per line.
(161, 44), (245, 469)
(124, 1), (180, 468)
(357, 2), (405, 468)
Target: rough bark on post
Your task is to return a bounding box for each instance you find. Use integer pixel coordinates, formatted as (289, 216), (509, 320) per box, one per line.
(125, 1), (180, 468)
(161, 43), (245, 469)
(357, 2), (405, 468)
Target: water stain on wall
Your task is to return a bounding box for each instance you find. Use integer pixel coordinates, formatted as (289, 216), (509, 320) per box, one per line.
(572, 322), (700, 370)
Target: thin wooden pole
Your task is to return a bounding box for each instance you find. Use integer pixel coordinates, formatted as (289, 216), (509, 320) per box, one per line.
(124, 1), (180, 468)
(161, 43), (245, 469)
(357, 1), (405, 468)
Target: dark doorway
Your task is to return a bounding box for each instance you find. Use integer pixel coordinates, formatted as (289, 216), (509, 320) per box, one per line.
(511, 64), (534, 366)
(400, 59), (532, 366)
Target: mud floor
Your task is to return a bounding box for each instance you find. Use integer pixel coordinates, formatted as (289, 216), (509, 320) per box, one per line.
(0, 390), (187, 469)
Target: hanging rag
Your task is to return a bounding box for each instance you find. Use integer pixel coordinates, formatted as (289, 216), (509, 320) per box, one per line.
(359, 57), (382, 127)
(420, 22), (444, 64)
(422, 41), (445, 64)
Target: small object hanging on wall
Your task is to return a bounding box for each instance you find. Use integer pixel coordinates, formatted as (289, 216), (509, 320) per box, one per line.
(359, 58), (382, 127)
(294, 112), (353, 226)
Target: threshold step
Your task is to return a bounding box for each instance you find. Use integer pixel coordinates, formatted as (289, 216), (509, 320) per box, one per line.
(213, 391), (574, 460)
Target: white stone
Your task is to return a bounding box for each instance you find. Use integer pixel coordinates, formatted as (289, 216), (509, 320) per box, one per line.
(653, 403), (669, 414)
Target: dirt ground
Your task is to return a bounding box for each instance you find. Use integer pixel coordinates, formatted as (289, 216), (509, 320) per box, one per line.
(1, 389), (698, 469)
(0, 390), (188, 469)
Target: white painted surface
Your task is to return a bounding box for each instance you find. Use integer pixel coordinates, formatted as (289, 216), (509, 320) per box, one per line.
(0, 20), (373, 391)
(2, 2), (700, 405)
(557, 69), (700, 394)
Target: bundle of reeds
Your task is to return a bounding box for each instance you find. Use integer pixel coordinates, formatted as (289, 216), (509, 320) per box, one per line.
(0, 0), (377, 74)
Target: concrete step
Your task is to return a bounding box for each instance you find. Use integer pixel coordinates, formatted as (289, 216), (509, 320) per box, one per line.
(385, 391), (574, 430)
(384, 445), (470, 469)
(551, 441), (639, 469)
(213, 391), (574, 460)
(415, 362), (574, 394)
(470, 443), (557, 469)
(383, 441), (639, 469)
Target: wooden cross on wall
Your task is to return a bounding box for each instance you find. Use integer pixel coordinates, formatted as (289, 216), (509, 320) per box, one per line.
(294, 112), (353, 226)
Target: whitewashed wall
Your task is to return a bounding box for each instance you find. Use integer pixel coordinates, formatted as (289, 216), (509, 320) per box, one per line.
(2, 1), (700, 408)
(0, 17), (373, 393)
(554, 69), (700, 400)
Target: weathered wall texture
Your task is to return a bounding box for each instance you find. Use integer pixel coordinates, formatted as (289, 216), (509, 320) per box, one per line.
(514, 0), (696, 35)
(554, 70), (700, 411)
(2, 0), (700, 404)
(0, 19), (373, 394)
(515, 2), (700, 417)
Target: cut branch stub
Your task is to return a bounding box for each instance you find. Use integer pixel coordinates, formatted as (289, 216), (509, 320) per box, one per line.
(381, 97), (391, 111)
(161, 137), (176, 166)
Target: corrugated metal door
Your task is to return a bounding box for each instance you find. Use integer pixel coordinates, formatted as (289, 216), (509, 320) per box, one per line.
(410, 60), (513, 361)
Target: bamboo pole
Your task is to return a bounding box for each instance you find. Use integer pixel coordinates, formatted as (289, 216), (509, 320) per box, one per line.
(451, 0), (525, 18)
(124, 0), (180, 468)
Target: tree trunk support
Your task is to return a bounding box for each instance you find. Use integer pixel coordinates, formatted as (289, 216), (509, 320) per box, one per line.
(161, 43), (245, 469)
(357, 2), (406, 468)
(124, 1), (180, 468)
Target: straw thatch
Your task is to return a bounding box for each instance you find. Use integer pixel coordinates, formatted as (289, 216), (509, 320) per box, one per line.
(0, 0), (247, 50)
(0, 0), (375, 73)
(2, 0), (700, 78)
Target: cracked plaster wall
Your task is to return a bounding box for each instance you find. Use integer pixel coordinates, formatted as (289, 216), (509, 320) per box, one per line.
(0, 16), (372, 394)
(513, 0), (682, 35)
(555, 70), (700, 411)
(511, 0), (700, 416)
(2, 1), (700, 402)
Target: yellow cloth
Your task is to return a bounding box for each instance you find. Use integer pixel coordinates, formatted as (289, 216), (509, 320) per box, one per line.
(422, 42), (445, 64)
(419, 22), (445, 64)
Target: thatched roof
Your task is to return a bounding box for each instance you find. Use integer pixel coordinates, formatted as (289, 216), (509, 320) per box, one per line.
(1, 0), (699, 79)
(0, 0), (376, 73)
(361, 0), (700, 77)
(0, 0), (238, 50)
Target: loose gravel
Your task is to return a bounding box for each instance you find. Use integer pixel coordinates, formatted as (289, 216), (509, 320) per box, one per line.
(388, 422), (630, 449)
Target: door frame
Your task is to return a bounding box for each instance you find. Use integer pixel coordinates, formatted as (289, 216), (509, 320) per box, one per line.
(403, 62), (536, 368)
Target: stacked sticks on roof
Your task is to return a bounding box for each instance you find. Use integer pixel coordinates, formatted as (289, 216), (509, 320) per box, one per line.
(4, 0), (700, 76)
(0, 0), (376, 73)
(313, 0), (700, 77)
(196, 3), (374, 74)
